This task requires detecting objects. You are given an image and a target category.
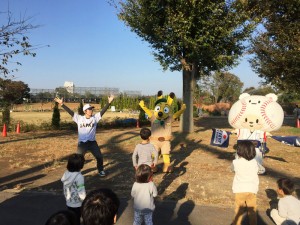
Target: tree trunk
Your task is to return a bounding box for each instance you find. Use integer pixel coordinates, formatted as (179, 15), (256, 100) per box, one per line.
(180, 66), (196, 133)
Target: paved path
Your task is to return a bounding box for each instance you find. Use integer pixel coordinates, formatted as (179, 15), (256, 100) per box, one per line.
(0, 190), (274, 225)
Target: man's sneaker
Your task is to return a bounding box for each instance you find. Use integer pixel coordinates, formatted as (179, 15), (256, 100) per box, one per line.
(99, 171), (106, 177)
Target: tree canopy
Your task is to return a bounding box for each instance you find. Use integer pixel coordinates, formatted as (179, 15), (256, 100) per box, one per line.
(112, 0), (257, 132)
(249, 0), (300, 92)
(0, 77), (30, 105)
(243, 85), (276, 96)
(199, 72), (243, 103)
(0, 77), (30, 125)
(116, 0), (255, 73)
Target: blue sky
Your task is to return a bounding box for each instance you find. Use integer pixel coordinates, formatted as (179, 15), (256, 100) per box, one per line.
(2, 0), (262, 97)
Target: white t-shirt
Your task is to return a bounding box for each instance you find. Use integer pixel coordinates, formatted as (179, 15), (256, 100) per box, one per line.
(131, 181), (157, 212)
(232, 157), (259, 194)
(237, 129), (265, 143)
(278, 195), (300, 224)
(73, 113), (102, 142)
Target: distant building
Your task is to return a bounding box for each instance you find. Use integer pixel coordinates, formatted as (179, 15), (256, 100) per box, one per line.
(64, 81), (75, 93)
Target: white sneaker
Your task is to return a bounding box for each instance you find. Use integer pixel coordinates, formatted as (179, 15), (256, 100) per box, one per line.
(258, 166), (266, 175)
(99, 171), (106, 177)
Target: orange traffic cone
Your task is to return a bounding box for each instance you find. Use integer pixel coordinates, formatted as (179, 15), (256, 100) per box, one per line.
(297, 119), (300, 128)
(2, 124), (7, 137)
(16, 122), (20, 133)
(136, 119), (140, 128)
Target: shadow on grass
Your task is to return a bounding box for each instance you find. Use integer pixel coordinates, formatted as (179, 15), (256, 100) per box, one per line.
(0, 118), (299, 225)
(194, 116), (232, 132)
(0, 158), (93, 190)
(0, 130), (75, 145)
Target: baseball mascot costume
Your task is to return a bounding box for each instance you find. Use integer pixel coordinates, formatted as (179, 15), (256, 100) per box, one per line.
(139, 91), (186, 172)
(228, 93), (284, 174)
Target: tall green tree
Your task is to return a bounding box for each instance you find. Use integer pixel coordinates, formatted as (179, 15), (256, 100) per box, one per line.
(199, 72), (243, 103)
(55, 87), (71, 99)
(249, 0), (300, 92)
(112, 0), (256, 132)
(0, 78), (30, 125)
(243, 85), (276, 95)
(84, 91), (96, 100)
(0, 78), (30, 104)
(194, 83), (214, 105)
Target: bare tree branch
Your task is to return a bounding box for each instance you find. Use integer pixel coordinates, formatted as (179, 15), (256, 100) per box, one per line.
(0, 9), (48, 77)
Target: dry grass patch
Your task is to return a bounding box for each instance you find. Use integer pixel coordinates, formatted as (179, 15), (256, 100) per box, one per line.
(0, 117), (299, 211)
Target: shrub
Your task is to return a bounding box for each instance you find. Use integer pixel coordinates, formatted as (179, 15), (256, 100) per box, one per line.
(22, 123), (39, 132)
(2, 106), (10, 126)
(138, 107), (148, 123)
(51, 102), (60, 129)
(78, 100), (84, 115)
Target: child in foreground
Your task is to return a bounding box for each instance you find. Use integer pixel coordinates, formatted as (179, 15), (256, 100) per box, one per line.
(61, 153), (86, 224)
(270, 178), (300, 225)
(132, 128), (158, 171)
(131, 164), (157, 225)
(45, 210), (79, 225)
(231, 141), (259, 225)
(81, 188), (120, 225)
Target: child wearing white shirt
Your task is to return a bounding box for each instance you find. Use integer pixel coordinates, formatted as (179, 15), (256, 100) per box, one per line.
(271, 178), (300, 225)
(231, 141), (259, 225)
(61, 154), (86, 225)
(131, 164), (157, 225)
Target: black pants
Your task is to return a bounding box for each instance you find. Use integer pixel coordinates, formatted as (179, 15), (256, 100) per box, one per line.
(77, 141), (104, 172)
(67, 206), (81, 225)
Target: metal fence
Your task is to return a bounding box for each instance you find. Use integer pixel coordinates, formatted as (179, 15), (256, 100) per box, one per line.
(29, 87), (141, 102)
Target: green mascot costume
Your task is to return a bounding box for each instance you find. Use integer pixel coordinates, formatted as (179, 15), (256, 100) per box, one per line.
(139, 91), (186, 172)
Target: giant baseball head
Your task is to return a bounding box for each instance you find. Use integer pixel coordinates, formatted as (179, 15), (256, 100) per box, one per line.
(228, 93), (284, 132)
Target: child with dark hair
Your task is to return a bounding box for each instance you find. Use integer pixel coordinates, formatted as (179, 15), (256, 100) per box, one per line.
(61, 153), (86, 225)
(231, 141), (260, 225)
(131, 164), (157, 225)
(81, 188), (120, 225)
(132, 128), (158, 170)
(270, 178), (300, 225)
(45, 210), (79, 225)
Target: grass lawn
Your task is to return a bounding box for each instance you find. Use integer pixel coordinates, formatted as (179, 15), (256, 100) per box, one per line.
(10, 111), (138, 124)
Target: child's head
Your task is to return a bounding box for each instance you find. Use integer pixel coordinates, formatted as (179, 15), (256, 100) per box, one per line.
(277, 178), (295, 195)
(140, 128), (151, 140)
(236, 141), (256, 161)
(82, 188), (120, 225)
(67, 153), (85, 172)
(45, 210), (79, 225)
(135, 164), (152, 183)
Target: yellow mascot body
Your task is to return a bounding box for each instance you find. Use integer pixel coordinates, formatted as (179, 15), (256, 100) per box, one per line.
(139, 91), (186, 172)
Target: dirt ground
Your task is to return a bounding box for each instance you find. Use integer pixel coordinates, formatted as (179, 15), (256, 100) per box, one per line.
(0, 117), (299, 211)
